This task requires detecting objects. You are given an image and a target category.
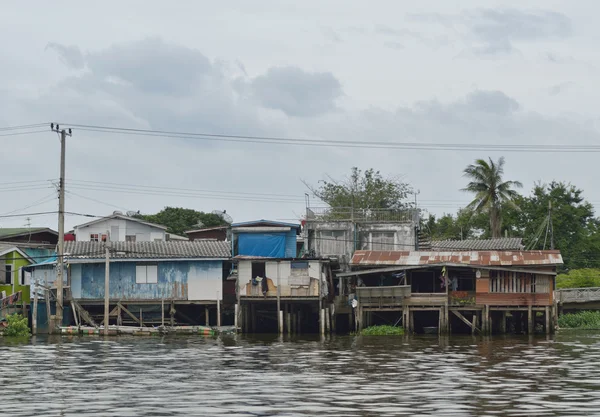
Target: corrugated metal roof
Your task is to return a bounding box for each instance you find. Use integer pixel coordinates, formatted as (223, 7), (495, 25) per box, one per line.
(64, 241), (231, 260)
(0, 228), (57, 239)
(231, 219), (300, 229)
(431, 238), (524, 251)
(73, 214), (168, 230)
(350, 250), (563, 266)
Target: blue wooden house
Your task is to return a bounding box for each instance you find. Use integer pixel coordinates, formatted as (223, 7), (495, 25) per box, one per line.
(27, 240), (231, 328)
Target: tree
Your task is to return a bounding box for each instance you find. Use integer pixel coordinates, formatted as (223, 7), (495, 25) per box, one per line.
(310, 167), (412, 210)
(462, 157), (522, 238)
(514, 182), (600, 270)
(136, 207), (228, 236)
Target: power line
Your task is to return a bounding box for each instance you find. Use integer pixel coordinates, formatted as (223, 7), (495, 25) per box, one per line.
(0, 211), (102, 219)
(0, 129), (50, 137)
(0, 123), (49, 132)
(60, 122), (600, 152)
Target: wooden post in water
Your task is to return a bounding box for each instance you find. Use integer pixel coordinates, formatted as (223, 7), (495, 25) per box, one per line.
(32, 286), (38, 335)
(298, 308), (302, 334)
(217, 291), (221, 328)
(528, 305), (533, 335)
(117, 303), (122, 328)
(44, 271), (52, 335)
(170, 300), (175, 327)
(277, 262), (282, 334)
(545, 306), (550, 335)
(161, 298), (165, 327)
(140, 308), (143, 328)
(286, 304), (291, 335)
(500, 311), (507, 334)
(472, 314), (477, 335)
(205, 306), (209, 326)
(251, 303), (256, 333)
(320, 308), (326, 335)
(234, 303), (239, 330)
(104, 243), (110, 336)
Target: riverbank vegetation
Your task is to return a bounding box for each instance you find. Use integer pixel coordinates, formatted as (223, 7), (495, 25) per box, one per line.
(360, 325), (404, 336)
(557, 269), (600, 289)
(1, 314), (30, 337)
(558, 311), (600, 329)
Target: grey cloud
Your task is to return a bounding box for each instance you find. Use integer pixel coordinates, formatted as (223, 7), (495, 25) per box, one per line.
(411, 8), (572, 56)
(46, 42), (85, 69)
(86, 38), (212, 96)
(248, 66), (343, 117)
(549, 82), (574, 96)
(384, 41), (404, 50)
(463, 91), (520, 114)
(471, 9), (572, 55)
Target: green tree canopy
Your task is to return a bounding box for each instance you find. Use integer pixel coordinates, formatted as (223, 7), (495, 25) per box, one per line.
(311, 167), (412, 210)
(136, 207), (228, 236)
(462, 157), (523, 238)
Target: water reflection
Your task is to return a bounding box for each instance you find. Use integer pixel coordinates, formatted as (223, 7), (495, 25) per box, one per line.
(1, 332), (600, 416)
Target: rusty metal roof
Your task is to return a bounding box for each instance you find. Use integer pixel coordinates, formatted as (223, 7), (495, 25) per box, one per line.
(431, 238), (524, 251)
(350, 250), (563, 267)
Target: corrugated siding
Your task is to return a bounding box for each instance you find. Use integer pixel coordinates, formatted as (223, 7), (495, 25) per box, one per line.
(285, 229), (297, 258)
(77, 260), (221, 301)
(476, 293), (552, 306)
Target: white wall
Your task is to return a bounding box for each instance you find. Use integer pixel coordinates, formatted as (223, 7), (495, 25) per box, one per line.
(75, 218), (166, 242)
(238, 260), (322, 297)
(187, 262), (223, 301)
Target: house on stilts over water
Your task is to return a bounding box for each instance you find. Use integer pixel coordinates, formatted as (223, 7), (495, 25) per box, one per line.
(338, 246), (563, 335)
(230, 220), (332, 334)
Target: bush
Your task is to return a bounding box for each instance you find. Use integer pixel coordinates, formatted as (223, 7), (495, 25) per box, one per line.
(360, 325), (404, 336)
(557, 269), (600, 289)
(3, 314), (31, 337)
(558, 311), (600, 329)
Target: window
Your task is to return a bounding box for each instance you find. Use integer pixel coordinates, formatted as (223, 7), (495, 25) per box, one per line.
(251, 262), (266, 278)
(136, 264), (158, 284)
(489, 271), (547, 293)
(319, 230), (346, 255)
(3, 264), (12, 285)
(90, 233), (99, 242)
(126, 235), (136, 242)
(370, 232), (395, 250)
(101, 234), (107, 242)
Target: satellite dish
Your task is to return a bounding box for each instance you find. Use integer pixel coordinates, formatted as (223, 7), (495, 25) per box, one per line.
(212, 209), (233, 224)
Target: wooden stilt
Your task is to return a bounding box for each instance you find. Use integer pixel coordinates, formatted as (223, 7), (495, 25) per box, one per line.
(545, 306), (550, 335)
(326, 307), (331, 334)
(234, 303), (239, 330)
(161, 298), (165, 327)
(251, 303), (256, 332)
(279, 310), (284, 335)
(140, 308), (143, 328)
(205, 306), (209, 327)
(286, 304), (291, 335)
(320, 308), (326, 335)
(117, 304), (122, 327)
(32, 292), (38, 335)
(170, 301), (175, 327)
(528, 305), (534, 335)
(472, 314), (477, 335)
(298, 308), (302, 334)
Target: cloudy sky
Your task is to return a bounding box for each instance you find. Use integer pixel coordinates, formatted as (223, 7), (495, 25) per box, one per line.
(1, 1), (599, 230)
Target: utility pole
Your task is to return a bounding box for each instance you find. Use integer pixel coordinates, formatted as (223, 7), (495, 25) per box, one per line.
(104, 239), (110, 336)
(51, 123), (71, 329)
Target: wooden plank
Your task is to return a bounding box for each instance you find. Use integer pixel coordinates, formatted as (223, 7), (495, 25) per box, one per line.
(118, 302), (141, 326)
(451, 309), (481, 333)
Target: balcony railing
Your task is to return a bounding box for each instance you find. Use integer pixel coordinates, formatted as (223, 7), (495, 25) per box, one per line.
(305, 207), (418, 223)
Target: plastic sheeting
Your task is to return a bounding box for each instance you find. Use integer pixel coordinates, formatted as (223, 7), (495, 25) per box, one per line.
(238, 233), (286, 258)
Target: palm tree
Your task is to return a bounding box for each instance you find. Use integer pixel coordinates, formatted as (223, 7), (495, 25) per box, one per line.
(462, 157), (522, 238)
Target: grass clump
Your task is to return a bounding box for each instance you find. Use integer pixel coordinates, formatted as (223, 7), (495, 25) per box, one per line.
(558, 311), (600, 329)
(360, 325), (404, 336)
(2, 314), (30, 337)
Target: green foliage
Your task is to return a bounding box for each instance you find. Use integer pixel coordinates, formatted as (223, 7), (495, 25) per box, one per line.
(3, 314), (30, 337)
(514, 182), (600, 270)
(423, 208), (489, 241)
(359, 325), (404, 336)
(136, 207), (228, 236)
(557, 269), (600, 289)
(558, 311), (600, 329)
(313, 167), (411, 210)
(462, 157), (523, 238)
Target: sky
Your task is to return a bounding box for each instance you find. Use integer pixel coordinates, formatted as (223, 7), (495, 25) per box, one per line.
(1, 1), (600, 231)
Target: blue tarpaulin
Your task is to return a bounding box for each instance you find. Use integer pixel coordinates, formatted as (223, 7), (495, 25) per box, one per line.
(238, 233), (286, 258)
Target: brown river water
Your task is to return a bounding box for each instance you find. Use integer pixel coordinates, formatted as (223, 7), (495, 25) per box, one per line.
(1, 332), (600, 416)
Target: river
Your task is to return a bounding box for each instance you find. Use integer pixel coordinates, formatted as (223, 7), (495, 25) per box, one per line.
(1, 332), (600, 416)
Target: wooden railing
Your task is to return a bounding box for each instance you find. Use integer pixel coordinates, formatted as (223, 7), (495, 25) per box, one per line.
(356, 285), (411, 307)
(555, 287), (600, 303)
